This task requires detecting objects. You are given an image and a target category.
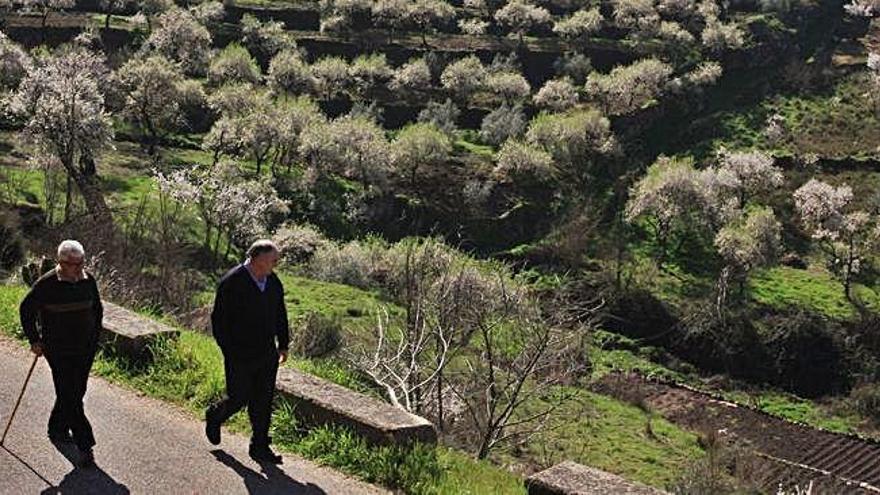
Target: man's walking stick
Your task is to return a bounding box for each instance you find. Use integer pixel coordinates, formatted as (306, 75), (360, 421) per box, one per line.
(1, 354), (39, 446)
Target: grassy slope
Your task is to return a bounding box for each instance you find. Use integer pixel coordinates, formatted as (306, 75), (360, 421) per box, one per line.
(517, 390), (704, 488)
(683, 73), (880, 160)
(749, 266), (880, 320)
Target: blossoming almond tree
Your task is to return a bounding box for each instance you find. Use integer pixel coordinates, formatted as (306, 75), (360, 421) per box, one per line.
(793, 179), (879, 299)
(11, 47), (115, 227)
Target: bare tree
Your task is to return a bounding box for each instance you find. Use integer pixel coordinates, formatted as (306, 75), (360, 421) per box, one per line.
(349, 238), (595, 458)
(449, 284), (593, 459)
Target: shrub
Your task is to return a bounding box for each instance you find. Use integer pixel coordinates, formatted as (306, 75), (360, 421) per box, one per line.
(416, 99), (459, 135)
(850, 383), (880, 422)
(0, 209), (24, 273)
(759, 310), (849, 397)
(272, 222), (330, 264)
(305, 238), (389, 289)
(479, 103), (526, 146)
(267, 49), (314, 95)
(207, 44), (261, 86)
(292, 312), (343, 358)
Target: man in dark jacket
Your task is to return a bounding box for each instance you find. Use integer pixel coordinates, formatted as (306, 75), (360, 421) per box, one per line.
(205, 239), (289, 464)
(19, 240), (102, 468)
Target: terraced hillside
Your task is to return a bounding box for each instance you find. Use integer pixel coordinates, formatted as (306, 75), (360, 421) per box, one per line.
(596, 373), (880, 493)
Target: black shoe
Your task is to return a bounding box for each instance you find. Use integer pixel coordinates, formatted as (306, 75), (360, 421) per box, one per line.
(80, 449), (96, 468)
(48, 431), (74, 444)
(205, 411), (221, 445)
(248, 445), (282, 464)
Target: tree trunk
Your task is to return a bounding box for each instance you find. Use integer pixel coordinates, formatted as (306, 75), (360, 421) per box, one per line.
(105, 12), (111, 29)
(71, 168), (114, 230)
(64, 174), (73, 223)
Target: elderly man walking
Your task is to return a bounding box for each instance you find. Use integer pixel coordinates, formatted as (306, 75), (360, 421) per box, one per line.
(205, 239), (290, 464)
(19, 240), (103, 468)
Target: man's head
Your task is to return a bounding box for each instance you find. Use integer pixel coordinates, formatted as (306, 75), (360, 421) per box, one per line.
(56, 239), (85, 280)
(246, 239), (280, 278)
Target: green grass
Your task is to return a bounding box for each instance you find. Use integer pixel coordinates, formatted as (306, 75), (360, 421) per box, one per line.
(589, 330), (691, 382)
(454, 139), (495, 158)
(722, 389), (860, 434)
(194, 272), (402, 343)
(0, 285), (27, 336)
(516, 389), (704, 489)
(692, 73), (880, 160)
(749, 266), (880, 320)
(279, 273), (400, 329)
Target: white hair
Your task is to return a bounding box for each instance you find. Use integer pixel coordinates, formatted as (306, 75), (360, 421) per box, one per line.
(57, 240), (85, 260)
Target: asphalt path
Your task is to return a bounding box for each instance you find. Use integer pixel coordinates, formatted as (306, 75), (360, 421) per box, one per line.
(0, 336), (388, 495)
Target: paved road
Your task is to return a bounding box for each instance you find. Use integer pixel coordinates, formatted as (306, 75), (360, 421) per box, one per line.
(0, 337), (389, 495)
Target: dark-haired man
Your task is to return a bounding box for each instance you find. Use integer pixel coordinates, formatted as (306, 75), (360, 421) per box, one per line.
(205, 239), (289, 464)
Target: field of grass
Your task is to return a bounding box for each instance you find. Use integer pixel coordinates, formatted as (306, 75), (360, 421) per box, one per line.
(687, 73), (880, 160)
(587, 329), (874, 439)
(749, 266), (880, 320)
(722, 389), (862, 434)
(589, 330), (692, 383)
(515, 389), (704, 489)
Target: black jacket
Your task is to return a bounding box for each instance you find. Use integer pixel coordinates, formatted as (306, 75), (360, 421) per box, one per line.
(19, 269), (102, 356)
(211, 264), (289, 360)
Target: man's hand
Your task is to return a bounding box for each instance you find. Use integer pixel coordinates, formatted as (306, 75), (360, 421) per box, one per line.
(30, 343), (44, 356)
(278, 350), (288, 364)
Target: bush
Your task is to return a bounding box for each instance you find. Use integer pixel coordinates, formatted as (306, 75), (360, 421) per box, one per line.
(304, 238), (389, 289)
(759, 310), (849, 397)
(272, 222), (329, 265)
(207, 44), (261, 86)
(479, 104), (526, 146)
(292, 312), (343, 358)
(604, 288), (677, 341)
(850, 383), (880, 422)
(0, 209), (24, 273)
(20, 257), (55, 287)
(417, 98), (459, 136)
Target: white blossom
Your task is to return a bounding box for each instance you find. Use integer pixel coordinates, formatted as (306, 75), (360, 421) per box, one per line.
(145, 8), (212, 76)
(388, 57), (432, 91)
(494, 0), (551, 40)
(458, 17), (489, 35)
(485, 71), (531, 102)
(584, 58), (673, 115)
(0, 30), (32, 90)
(532, 78), (578, 111)
(440, 55), (487, 96)
(553, 8), (602, 40)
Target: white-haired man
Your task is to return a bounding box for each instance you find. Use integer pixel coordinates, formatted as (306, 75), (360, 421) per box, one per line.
(19, 240), (103, 468)
(205, 239), (290, 464)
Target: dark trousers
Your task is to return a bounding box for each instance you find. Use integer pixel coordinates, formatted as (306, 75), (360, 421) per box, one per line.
(45, 351), (96, 452)
(207, 353), (279, 447)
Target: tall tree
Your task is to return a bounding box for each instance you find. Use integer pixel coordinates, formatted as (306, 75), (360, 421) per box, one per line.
(116, 54), (185, 155)
(11, 48), (114, 227)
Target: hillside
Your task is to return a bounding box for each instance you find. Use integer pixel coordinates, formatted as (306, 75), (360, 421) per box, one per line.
(2, 0), (880, 493)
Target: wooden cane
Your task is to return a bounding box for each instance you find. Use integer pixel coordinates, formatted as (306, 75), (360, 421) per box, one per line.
(1, 354), (39, 446)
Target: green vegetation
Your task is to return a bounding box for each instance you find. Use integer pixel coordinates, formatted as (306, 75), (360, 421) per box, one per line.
(589, 330), (690, 382)
(698, 74), (880, 159)
(749, 266), (880, 320)
(519, 389), (704, 488)
(723, 389), (860, 434)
